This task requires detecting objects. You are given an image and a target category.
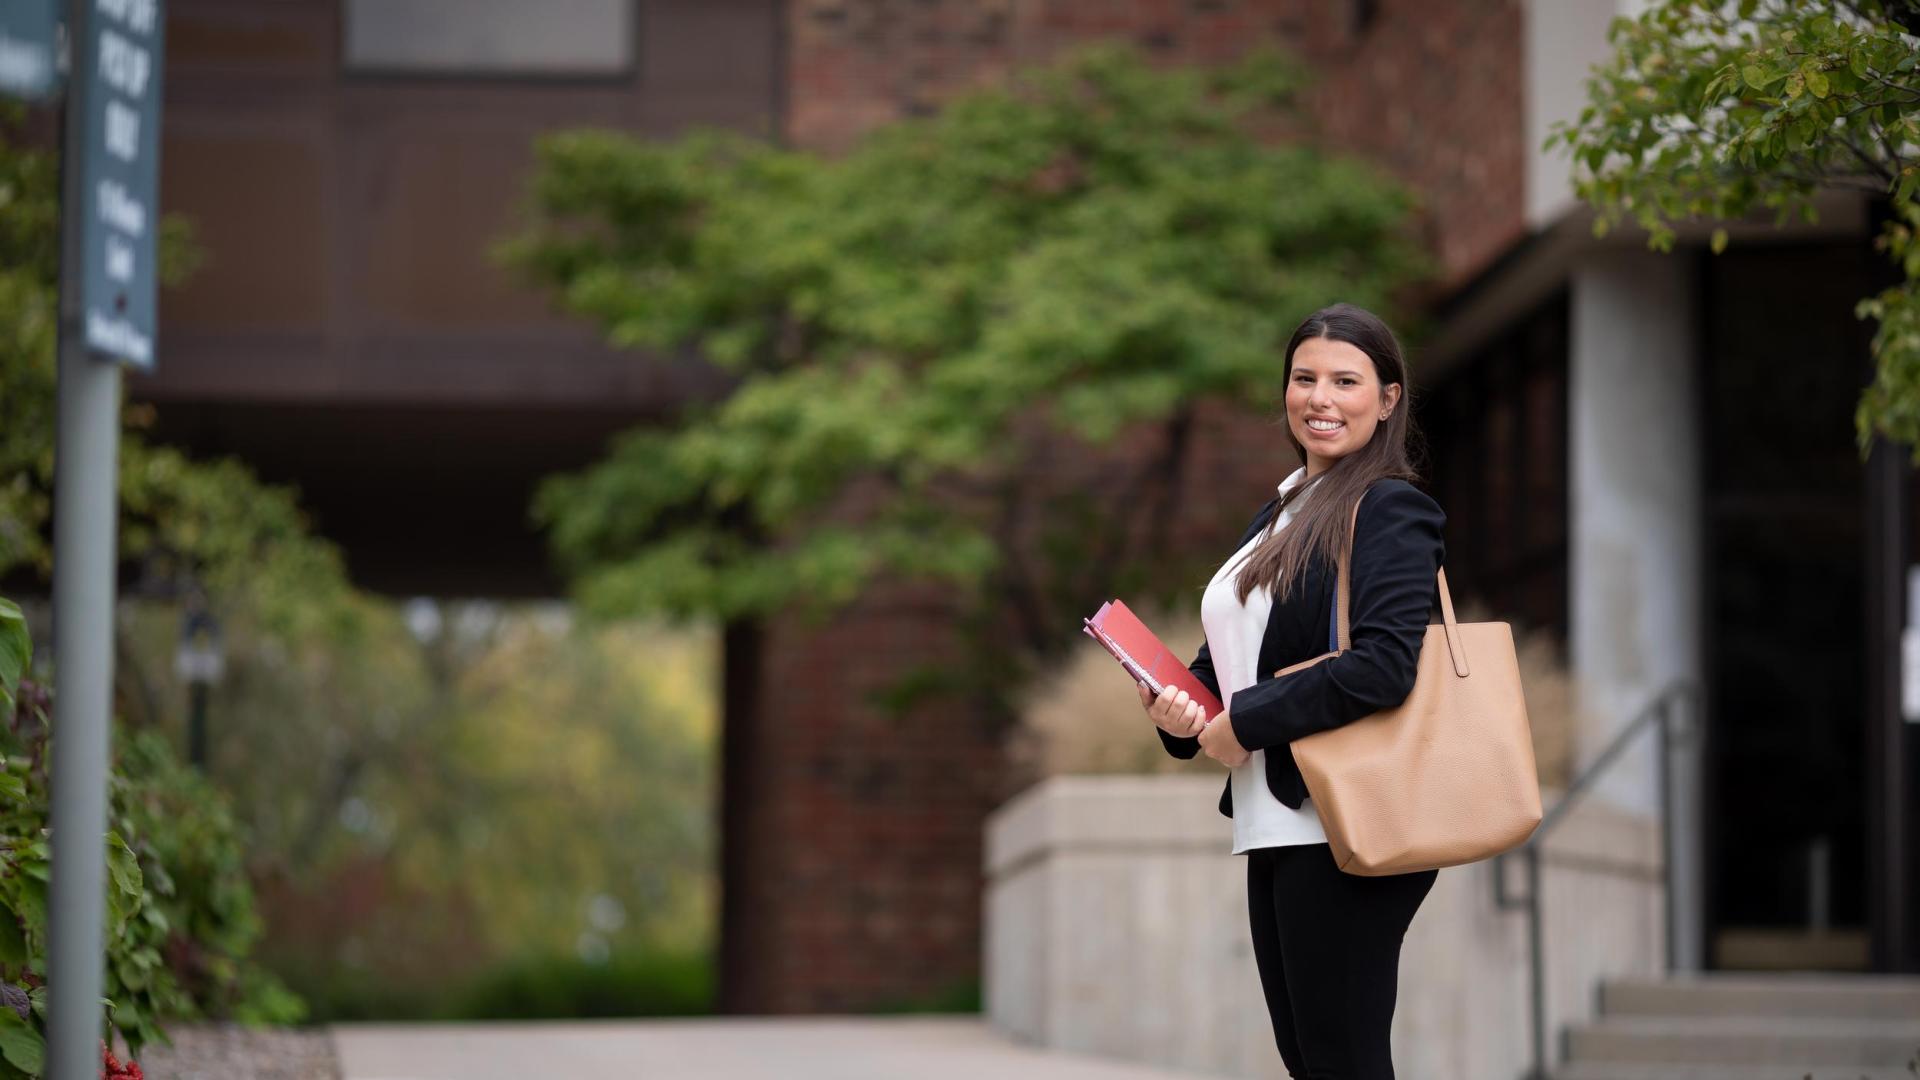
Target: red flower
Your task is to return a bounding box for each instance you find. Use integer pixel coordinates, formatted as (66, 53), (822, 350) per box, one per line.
(100, 1043), (143, 1080)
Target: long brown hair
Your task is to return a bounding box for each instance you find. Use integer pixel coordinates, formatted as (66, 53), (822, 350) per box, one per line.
(1233, 303), (1424, 604)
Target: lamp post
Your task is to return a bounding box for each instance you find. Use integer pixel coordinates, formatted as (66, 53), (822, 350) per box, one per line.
(174, 589), (223, 770)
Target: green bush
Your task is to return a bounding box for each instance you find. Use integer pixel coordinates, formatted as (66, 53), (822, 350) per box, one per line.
(282, 949), (712, 1023)
(0, 598), (302, 1076)
(442, 951), (713, 1021)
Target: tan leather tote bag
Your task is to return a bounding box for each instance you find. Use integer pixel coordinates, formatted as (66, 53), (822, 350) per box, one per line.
(1280, 499), (1542, 876)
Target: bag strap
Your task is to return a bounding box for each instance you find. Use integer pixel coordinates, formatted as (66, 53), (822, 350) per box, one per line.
(1333, 493), (1470, 678)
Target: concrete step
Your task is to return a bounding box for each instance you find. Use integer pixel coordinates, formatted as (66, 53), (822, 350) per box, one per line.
(1563, 1016), (1920, 1067)
(1599, 973), (1920, 1020)
(1555, 1065), (1914, 1080)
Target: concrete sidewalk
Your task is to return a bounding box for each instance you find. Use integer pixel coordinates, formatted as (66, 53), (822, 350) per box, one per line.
(333, 1016), (1220, 1080)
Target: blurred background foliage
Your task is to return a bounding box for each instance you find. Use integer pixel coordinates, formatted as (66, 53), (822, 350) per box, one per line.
(504, 43), (1429, 720)
(114, 600), (718, 1022)
(0, 101), (718, 1023)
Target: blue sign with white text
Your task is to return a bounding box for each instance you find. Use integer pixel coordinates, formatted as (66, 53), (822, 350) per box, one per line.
(81, 0), (164, 369)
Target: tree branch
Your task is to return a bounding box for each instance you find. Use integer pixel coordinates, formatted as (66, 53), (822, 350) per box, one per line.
(1838, 131), (1899, 183)
(1855, 66), (1920, 105)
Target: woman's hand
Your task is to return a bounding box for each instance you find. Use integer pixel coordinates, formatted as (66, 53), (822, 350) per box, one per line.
(1197, 709), (1250, 768)
(1139, 683), (1207, 738)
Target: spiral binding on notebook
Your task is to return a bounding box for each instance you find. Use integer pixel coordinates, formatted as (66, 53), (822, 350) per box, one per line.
(1083, 620), (1160, 694)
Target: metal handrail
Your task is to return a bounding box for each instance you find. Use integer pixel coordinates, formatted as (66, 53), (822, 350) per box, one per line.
(1492, 680), (1699, 1080)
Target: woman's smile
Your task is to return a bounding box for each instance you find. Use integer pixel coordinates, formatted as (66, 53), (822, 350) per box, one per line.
(1286, 335), (1400, 475)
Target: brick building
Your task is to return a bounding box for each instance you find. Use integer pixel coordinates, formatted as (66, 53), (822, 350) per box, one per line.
(134, 0), (1916, 1017)
(735, 0), (1535, 1013)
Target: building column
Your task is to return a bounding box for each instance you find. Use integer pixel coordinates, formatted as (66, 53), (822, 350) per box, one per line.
(1866, 437), (1914, 971)
(1568, 248), (1706, 970)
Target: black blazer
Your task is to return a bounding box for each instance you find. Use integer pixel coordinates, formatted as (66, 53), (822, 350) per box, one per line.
(1157, 479), (1446, 818)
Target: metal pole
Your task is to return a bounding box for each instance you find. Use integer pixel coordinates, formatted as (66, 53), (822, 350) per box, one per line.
(49, 0), (120, 1073)
(1527, 845), (1546, 1080)
(1657, 697), (1676, 973)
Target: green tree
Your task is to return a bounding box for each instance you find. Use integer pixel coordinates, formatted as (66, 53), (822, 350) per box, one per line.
(0, 104), (368, 654)
(1546, 0), (1920, 452)
(504, 45), (1428, 707)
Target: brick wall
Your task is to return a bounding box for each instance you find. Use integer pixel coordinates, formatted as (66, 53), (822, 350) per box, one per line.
(786, 0), (1526, 284)
(728, 0), (1527, 1012)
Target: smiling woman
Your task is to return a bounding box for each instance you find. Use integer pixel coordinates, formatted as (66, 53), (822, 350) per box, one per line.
(1289, 337), (1402, 473)
(1140, 302), (1444, 1079)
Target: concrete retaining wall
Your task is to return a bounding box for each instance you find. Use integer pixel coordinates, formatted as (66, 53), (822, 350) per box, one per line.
(984, 775), (1664, 1080)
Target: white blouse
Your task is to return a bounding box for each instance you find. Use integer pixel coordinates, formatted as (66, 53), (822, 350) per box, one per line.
(1200, 465), (1329, 854)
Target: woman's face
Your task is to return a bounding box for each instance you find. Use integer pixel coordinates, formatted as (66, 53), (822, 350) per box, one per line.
(1286, 335), (1402, 477)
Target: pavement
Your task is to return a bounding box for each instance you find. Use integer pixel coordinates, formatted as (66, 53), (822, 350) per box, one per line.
(331, 1016), (1216, 1080)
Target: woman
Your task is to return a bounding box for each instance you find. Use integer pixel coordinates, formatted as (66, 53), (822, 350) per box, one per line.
(1138, 302), (1444, 1079)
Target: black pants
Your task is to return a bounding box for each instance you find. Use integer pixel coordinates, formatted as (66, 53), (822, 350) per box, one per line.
(1245, 843), (1437, 1079)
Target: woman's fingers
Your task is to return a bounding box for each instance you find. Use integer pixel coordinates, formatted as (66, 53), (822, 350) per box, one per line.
(1145, 684), (1202, 736)
(1143, 684), (1225, 739)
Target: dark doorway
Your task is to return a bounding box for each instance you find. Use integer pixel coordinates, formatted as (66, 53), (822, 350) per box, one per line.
(1700, 241), (1880, 970)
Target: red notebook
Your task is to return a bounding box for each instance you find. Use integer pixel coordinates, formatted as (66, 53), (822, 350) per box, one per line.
(1082, 599), (1224, 718)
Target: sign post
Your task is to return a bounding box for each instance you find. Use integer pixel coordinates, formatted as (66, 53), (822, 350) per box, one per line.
(43, 1), (163, 1076)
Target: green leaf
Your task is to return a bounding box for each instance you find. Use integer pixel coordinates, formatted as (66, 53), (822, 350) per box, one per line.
(0, 601), (25, 718)
(1805, 69), (1829, 100)
(0, 918), (23, 969)
(16, 881), (42, 957)
(1741, 64), (1778, 90)
(1896, 165), (1919, 208)
(104, 832), (141, 902)
(0, 1009), (42, 1076)
(1787, 118), (1813, 152)
(114, 955), (148, 992)
(1710, 228), (1729, 254)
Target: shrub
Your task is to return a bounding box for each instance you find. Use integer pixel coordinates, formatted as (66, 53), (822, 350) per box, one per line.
(440, 951), (713, 1021)
(0, 598), (301, 1076)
